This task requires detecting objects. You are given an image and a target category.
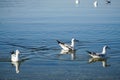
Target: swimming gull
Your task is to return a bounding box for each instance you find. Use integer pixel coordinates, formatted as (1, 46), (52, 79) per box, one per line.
(11, 50), (20, 62)
(106, 0), (111, 4)
(86, 45), (110, 58)
(94, 1), (98, 8)
(56, 38), (78, 51)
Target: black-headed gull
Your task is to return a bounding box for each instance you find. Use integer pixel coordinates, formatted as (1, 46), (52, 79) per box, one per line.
(11, 50), (20, 62)
(106, 0), (111, 4)
(94, 1), (98, 8)
(56, 38), (79, 51)
(87, 45), (110, 58)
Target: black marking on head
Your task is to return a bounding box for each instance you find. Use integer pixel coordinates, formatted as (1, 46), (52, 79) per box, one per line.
(105, 45), (110, 49)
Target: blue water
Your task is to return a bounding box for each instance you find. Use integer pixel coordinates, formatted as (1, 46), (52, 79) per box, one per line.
(0, 0), (120, 80)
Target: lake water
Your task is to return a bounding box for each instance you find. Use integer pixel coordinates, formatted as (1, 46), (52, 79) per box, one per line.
(0, 0), (120, 80)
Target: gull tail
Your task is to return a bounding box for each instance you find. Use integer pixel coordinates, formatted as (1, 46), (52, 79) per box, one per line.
(56, 40), (64, 44)
(86, 51), (93, 54)
(56, 40), (61, 44)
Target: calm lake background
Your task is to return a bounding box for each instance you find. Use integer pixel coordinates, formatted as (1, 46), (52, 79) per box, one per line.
(0, 0), (120, 80)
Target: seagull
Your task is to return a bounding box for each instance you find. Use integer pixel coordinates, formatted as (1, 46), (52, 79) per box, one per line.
(106, 0), (111, 4)
(86, 45), (110, 58)
(11, 50), (20, 62)
(94, 1), (98, 8)
(56, 38), (78, 51)
(75, 0), (80, 5)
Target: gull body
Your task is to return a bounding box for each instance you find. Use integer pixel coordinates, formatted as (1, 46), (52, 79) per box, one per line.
(94, 1), (98, 7)
(11, 50), (20, 62)
(75, 0), (80, 5)
(56, 38), (78, 51)
(87, 45), (110, 58)
(106, 0), (111, 4)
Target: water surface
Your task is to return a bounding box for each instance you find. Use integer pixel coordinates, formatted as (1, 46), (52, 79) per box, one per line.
(0, 0), (120, 80)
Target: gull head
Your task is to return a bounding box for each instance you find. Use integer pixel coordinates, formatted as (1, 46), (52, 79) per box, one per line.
(104, 45), (110, 50)
(16, 50), (20, 54)
(71, 38), (79, 42)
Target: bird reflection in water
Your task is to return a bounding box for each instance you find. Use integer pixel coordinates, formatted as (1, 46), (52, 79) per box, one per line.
(88, 58), (110, 68)
(58, 49), (76, 60)
(11, 58), (29, 73)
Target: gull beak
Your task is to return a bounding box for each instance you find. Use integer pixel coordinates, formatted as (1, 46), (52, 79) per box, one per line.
(75, 39), (79, 42)
(107, 46), (111, 49)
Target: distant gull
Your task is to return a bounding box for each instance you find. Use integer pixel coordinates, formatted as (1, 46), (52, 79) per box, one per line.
(56, 38), (79, 51)
(86, 45), (110, 58)
(94, 1), (98, 8)
(11, 50), (20, 62)
(106, 0), (111, 4)
(75, 0), (80, 5)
